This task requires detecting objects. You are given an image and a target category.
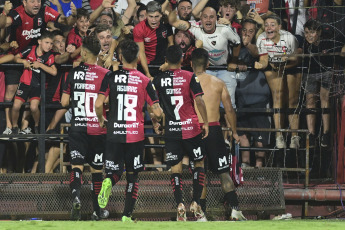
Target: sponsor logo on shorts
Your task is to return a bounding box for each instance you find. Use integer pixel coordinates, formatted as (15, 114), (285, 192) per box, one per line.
(166, 152), (178, 161)
(93, 153), (103, 163)
(16, 89), (23, 96)
(70, 150), (84, 160)
(134, 155), (143, 169)
(106, 160), (119, 171)
(193, 147), (202, 158)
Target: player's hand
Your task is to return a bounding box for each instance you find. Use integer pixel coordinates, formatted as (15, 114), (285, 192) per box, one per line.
(159, 62), (169, 72)
(70, 2), (77, 16)
(23, 60), (31, 69)
(254, 61), (263, 69)
(31, 61), (41, 69)
(10, 41), (19, 49)
(233, 132), (240, 144)
(227, 63), (237, 72)
(102, 0), (116, 8)
(66, 44), (76, 53)
(4, 1), (13, 14)
(122, 25), (133, 35)
(201, 123), (209, 139)
(218, 17), (230, 25)
(99, 116), (108, 128)
(146, 72), (153, 81)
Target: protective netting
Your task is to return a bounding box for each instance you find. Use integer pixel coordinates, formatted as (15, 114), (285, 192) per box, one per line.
(0, 168), (285, 220)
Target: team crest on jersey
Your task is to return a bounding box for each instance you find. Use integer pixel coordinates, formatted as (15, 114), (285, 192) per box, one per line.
(195, 76), (200, 83)
(162, 30), (167, 38)
(38, 18), (43, 26)
(211, 41), (216, 46)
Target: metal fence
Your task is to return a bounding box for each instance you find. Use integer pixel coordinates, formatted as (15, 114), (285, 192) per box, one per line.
(0, 168), (285, 220)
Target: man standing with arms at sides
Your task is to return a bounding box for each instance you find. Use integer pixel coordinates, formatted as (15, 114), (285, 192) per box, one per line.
(61, 36), (111, 221)
(96, 39), (163, 222)
(152, 45), (208, 221)
(191, 48), (246, 221)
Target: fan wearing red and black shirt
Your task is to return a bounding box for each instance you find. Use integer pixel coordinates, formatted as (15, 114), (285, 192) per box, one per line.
(0, 0), (76, 134)
(152, 45), (208, 221)
(61, 36), (112, 221)
(95, 39), (163, 221)
(133, 1), (173, 79)
(11, 31), (57, 135)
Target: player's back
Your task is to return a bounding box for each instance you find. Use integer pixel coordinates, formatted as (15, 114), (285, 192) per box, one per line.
(195, 73), (223, 123)
(65, 63), (110, 135)
(153, 69), (202, 139)
(102, 67), (157, 143)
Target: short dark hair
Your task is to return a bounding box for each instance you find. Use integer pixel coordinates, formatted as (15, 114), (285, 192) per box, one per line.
(82, 36), (101, 56)
(242, 18), (259, 32)
(219, 0), (240, 10)
(166, 45), (183, 65)
(136, 3), (146, 19)
(118, 39), (139, 63)
(191, 48), (209, 70)
(94, 24), (111, 35)
(265, 15), (282, 25)
(77, 8), (90, 20)
(146, 1), (162, 14)
(304, 19), (322, 32)
(51, 30), (64, 38)
(39, 30), (54, 40)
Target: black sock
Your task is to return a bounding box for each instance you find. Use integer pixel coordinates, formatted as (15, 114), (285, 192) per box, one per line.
(70, 168), (82, 201)
(107, 173), (121, 186)
(91, 173), (103, 216)
(122, 173), (139, 217)
(171, 173), (183, 206)
(192, 167), (205, 205)
(200, 199), (207, 213)
(224, 191), (239, 210)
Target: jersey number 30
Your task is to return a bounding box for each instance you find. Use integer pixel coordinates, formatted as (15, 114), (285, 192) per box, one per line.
(74, 92), (97, 117)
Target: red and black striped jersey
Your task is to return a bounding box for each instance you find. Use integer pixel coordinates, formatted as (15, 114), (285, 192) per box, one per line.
(153, 69), (203, 139)
(63, 63), (111, 135)
(66, 27), (89, 61)
(19, 45), (55, 87)
(99, 68), (159, 143)
(8, 5), (60, 55)
(133, 20), (173, 65)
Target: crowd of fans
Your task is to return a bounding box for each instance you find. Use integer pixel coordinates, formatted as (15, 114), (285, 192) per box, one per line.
(0, 0), (344, 174)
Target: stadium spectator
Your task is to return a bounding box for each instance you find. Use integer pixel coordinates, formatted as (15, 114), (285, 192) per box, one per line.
(61, 36), (111, 220)
(45, 0), (81, 17)
(169, 6), (241, 108)
(191, 48), (246, 221)
(217, 0), (242, 34)
(255, 15), (301, 149)
(95, 39), (162, 222)
(236, 18), (271, 167)
(11, 31), (57, 135)
(152, 45), (208, 221)
(133, 1), (173, 79)
(0, 0), (76, 135)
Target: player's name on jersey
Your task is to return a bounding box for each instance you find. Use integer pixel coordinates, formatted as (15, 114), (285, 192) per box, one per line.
(114, 74), (143, 84)
(74, 83), (95, 90)
(113, 122), (140, 128)
(117, 85), (137, 93)
(166, 88), (181, 95)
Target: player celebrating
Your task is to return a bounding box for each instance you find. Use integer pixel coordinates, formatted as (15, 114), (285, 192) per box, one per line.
(61, 36), (111, 221)
(191, 48), (246, 221)
(152, 45), (208, 221)
(95, 39), (163, 222)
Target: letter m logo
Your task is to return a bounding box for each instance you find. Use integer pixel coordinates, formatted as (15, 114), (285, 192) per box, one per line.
(94, 153), (103, 163)
(218, 156), (227, 167)
(193, 147), (201, 158)
(134, 155), (140, 166)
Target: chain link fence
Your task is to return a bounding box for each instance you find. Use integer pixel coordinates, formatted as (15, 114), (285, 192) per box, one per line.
(0, 168), (285, 220)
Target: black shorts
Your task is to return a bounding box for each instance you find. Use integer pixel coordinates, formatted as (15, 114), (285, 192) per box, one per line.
(237, 113), (270, 146)
(5, 69), (22, 86)
(265, 64), (300, 75)
(203, 124), (230, 174)
(69, 132), (106, 170)
(165, 133), (205, 167)
(105, 140), (144, 174)
(15, 83), (41, 102)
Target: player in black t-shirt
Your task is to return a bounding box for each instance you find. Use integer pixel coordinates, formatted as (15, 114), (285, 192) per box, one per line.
(95, 39), (163, 222)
